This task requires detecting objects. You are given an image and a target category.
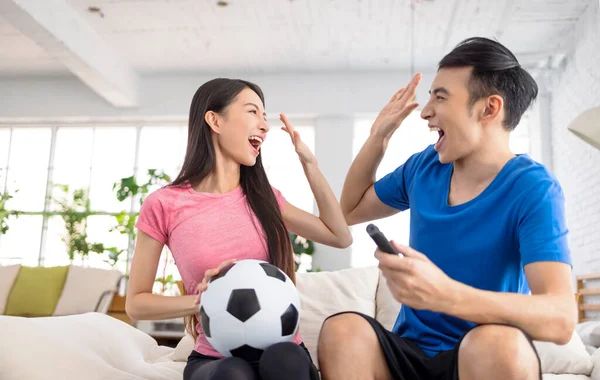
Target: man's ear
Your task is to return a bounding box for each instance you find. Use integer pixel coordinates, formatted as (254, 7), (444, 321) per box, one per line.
(481, 95), (503, 125)
(205, 111), (220, 134)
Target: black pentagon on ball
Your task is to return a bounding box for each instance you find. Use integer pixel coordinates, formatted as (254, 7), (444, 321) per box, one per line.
(259, 262), (286, 282)
(199, 306), (211, 338)
(227, 289), (261, 322)
(230, 344), (264, 362)
(280, 303), (299, 336)
(208, 262), (236, 283)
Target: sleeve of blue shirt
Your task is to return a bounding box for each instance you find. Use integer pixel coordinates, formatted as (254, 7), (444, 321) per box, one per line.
(518, 180), (572, 266)
(373, 149), (423, 211)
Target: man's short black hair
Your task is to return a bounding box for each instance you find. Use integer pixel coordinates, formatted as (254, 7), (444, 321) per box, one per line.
(438, 37), (538, 131)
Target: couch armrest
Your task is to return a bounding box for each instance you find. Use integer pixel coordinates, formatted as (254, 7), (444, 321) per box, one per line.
(94, 275), (126, 314)
(94, 290), (116, 313)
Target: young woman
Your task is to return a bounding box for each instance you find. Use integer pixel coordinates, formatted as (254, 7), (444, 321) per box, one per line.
(125, 78), (352, 380)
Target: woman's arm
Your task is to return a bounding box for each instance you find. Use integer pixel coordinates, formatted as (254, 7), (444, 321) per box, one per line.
(279, 114), (352, 248)
(125, 231), (198, 321)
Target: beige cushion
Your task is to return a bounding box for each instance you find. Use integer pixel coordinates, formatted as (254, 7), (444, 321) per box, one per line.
(173, 332), (194, 362)
(534, 331), (593, 376)
(0, 264), (21, 314)
(0, 313), (184, 380)
(295, 266), (380, 366)
(576, 321), (600, 348)
(375, 271), (402, 330)
(53, 266), (122, 316)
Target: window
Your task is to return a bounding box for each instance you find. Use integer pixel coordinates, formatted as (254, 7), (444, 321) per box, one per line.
(350, 111), (531, 268)
(0, 128), (10, 194)
(351, 112), (436, 268)
(261, 123), (316, 213)
(89, 127), (137, 213)
(135, 125), (187, 210)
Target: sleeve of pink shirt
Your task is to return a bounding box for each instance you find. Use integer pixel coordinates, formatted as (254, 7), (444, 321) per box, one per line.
(136, 190), (169, 245)
(271, 186), (287, 212)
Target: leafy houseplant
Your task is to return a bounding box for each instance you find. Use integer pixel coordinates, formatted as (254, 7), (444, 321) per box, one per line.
(52, 184), (105, 264)
(290, 232), (319, 272)
(112, 169), (172, 292)
(0, 190), (19, 235)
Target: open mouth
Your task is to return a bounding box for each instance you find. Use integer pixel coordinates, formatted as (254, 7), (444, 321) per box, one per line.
(248, 135), (264, 154)
(429, 126), (446, 150)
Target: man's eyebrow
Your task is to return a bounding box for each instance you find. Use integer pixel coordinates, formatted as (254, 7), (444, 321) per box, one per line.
(429, 87), (450, 96)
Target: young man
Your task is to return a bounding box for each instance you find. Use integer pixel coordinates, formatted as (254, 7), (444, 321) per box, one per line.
(317, 37), (576, 380)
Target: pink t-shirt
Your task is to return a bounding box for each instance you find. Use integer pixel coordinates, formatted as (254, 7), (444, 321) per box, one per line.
(135, 182), (303, 357)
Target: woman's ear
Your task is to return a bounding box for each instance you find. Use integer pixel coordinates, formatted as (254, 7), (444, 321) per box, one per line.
(205, 111), (220, 134)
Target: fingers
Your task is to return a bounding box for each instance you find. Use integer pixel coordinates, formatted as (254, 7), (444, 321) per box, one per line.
(196, 259), (238, 304)
(390, 87), (406, 102)
(402, 73), (422, 103)
(280, 113), (295, 134)
(392, 242), (427, 260)
(280, 113), (300, 146)
(218, 259), (237, 271)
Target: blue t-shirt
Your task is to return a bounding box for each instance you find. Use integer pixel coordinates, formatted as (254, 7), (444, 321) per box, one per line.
(374, 144), (571, 357)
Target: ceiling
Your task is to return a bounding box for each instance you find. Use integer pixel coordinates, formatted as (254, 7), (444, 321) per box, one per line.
(0, 0), (591, 77)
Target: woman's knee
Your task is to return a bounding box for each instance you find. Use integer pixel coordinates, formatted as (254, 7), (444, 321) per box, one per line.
(194, 357), (257, 380)
(259, 342), (311, 375)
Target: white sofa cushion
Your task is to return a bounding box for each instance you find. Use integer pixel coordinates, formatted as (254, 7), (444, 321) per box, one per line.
(0, 264), (21, 315)
(577, 321), (600, 349)
(53, 266), (122, 316)
(295, 266), (380, 364)
(0, 313), (185, 380)
(375, 271), (401, 330)
(535, 332), (593, 376)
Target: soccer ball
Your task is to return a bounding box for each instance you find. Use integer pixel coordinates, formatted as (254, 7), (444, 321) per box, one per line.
(198, 259), (301, 362)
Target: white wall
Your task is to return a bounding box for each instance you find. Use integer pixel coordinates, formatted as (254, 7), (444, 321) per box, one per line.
(0, 71), (435, 123)
(549, 1), (600, 276)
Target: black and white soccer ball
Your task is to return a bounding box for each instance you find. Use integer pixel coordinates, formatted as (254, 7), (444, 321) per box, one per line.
(198, 259), (301, 362)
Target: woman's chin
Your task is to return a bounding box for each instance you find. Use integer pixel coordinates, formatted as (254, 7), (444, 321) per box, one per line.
(240, 156), (258, 167)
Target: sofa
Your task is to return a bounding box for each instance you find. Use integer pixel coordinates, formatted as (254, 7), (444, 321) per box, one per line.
(0, 264), (122, 317)
(0, 266), (599, 379)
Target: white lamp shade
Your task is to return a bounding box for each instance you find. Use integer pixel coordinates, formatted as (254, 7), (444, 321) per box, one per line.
(568, 106), (600, 150)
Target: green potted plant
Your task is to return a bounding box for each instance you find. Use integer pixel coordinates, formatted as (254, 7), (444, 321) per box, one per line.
(290, 232), (319, 272)
(112, 169), (172, 292)
(52, 184), (105, 265)
(0, 189), (19, 235)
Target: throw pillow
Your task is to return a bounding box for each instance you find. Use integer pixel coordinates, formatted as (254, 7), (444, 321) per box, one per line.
(534, 330), (593, 375)
(53, 266), (122, 316)
(576, 320), (600, 348)
(0, 264), (21, 314)
(4, 266), (70, 317)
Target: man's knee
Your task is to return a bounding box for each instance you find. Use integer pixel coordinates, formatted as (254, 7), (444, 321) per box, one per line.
(319, 313), (377, 350)
(459, 325), (540, 379)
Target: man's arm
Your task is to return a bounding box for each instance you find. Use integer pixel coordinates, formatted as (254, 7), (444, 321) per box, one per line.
(448, 261), (576, 344)
(341, 135), (399, 226)
(341, 74), (422, 225)
(375, 244), (576, 346)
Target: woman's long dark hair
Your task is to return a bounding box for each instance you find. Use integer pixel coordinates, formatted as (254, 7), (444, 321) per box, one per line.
(171, 78), (295, 340)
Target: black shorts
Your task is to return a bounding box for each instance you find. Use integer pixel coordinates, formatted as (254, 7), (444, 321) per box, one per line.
(334, 311), (542, 380)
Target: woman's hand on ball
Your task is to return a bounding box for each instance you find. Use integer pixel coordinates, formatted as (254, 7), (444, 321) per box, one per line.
(194, 259), (237, 305)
